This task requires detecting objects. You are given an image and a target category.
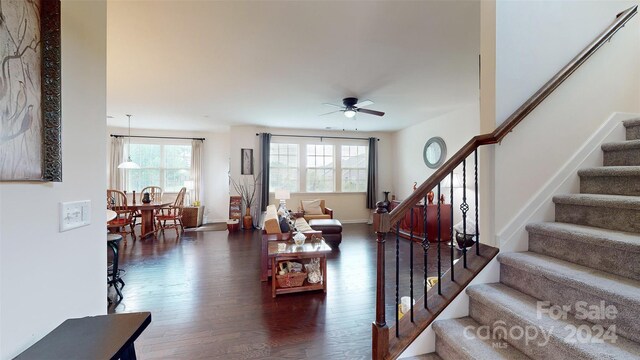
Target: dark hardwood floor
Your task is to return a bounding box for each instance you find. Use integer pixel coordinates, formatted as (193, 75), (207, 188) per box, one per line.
(109, 223), (458, 359)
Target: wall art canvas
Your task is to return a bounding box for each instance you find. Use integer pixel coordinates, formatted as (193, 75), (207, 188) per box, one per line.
(0, 0), (61, 181)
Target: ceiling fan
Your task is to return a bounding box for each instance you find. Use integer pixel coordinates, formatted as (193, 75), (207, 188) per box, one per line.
(321, 97), (385, 118)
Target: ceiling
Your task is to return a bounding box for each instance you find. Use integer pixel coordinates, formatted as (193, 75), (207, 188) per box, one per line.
(107, 1), (480, 133)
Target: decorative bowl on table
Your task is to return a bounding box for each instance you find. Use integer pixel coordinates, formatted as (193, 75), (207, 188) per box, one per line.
(293, 232), (306, 246)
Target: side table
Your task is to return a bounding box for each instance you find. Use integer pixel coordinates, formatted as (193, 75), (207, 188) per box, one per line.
(182, 205), (204, 228)
(268, 238), (332, 298)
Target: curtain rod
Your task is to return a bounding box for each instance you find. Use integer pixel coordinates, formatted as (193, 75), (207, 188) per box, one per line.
(255, 133), (379, 141)
(111, 134), (205, 141)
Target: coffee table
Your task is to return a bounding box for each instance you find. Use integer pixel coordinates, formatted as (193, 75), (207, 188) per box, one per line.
(268, 238), (332, 298)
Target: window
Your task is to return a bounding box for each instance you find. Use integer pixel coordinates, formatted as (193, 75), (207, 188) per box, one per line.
(269, 143), (299, 192)
(126, 143), (192, 192)
(341, 145), (368, 192)
(268, 140), (368, 193)
(306, 144), (334, 192)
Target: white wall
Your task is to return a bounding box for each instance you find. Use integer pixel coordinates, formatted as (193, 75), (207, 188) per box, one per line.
(229, 126), (394, 223)
(495, 0), (640, 124)
(106, 126), (231, 223)
(0, 1), (107, 358)
(478, 0), (497, 246)
(391, 104), (480, 226)
(494, 0), (640, 235)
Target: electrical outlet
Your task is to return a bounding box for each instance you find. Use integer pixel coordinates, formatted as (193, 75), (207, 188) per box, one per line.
(60, 200), (91, 232)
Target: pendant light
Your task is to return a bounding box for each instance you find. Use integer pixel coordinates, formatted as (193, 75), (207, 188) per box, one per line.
(118, 114), (140, 169)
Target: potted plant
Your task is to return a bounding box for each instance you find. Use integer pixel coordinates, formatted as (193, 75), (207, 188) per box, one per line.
(229, 173), (260, 230)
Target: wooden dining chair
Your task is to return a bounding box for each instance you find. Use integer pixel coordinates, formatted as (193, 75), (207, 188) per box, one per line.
(133, 186), (164, 227)
(155, 187), (186, 238)
(107, 189), (136, 243)
(140, 186), (163, 203)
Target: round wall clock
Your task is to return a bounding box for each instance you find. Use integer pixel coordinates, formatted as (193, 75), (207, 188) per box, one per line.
(423, 137), (446, 169)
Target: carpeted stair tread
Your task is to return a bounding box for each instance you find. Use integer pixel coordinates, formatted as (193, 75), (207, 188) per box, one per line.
(578, 166), (640, 195)
(432, 317), (530, 360)
(624, 118), (640, 140)
(623, 118), (640, 127)
(498, 252), (640, 306)
(467, 284), (640, 359)
(578, 166), (640, 177)
(526, 222), (640, 253)
(526, 222), (640, 280)
(601, 139), (640, 151)
(553, 193), (640, 210)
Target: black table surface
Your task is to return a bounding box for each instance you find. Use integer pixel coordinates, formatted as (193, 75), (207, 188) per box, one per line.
(14, 312), (151, 360)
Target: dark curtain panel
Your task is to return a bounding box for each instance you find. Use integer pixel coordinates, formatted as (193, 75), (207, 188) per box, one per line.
(366, 137), (378, 209)
(260, 133), (272, 211)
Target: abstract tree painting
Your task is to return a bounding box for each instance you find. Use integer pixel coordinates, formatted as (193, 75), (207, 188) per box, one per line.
(0, 0), (61, 181)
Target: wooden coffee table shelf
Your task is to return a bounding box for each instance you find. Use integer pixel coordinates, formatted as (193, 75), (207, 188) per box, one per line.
(268, 239), (332, 298)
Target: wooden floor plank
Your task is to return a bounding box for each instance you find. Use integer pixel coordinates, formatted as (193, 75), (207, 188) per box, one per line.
(109, 224), (458, 359)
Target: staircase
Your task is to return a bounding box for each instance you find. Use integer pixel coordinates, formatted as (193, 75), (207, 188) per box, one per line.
(425, 119), (640, 359)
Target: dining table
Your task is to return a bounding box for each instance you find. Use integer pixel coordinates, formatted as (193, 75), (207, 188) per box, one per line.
(113, 202), (172, 239)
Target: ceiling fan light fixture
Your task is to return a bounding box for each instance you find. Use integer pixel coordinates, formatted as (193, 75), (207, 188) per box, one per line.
(344, 109), (356, 118)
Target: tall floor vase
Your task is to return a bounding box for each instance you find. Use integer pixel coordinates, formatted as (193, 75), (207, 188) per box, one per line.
(243, 207), (253, 230)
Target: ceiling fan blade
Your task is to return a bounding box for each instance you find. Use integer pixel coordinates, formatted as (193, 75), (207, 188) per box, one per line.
(319, 110), (342, 116)
(357, 108), (385, 117)
(354, 99), (373, 108)
(323, 103), (344, 109)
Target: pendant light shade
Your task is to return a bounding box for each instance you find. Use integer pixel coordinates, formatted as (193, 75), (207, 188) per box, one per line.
(118, 160), (140, 169)
(118, 114), (140, 169)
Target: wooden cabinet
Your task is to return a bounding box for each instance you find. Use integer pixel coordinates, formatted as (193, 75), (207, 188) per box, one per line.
(389, 200), (452, 242)
(182, 206), (204, 228)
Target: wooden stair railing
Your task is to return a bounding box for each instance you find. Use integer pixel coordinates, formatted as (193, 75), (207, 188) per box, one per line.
(371, 5), (638, 359)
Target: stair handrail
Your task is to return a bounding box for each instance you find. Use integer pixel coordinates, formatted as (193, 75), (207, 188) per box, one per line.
(378, 5), (637, 232)
(372, 5), (637, 359)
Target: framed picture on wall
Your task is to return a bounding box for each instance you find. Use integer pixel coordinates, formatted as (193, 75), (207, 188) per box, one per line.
(241, 148), (253, 175)
(0, 0), (62, 182)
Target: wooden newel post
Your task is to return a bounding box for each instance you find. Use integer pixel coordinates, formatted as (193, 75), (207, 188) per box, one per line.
(372, 201), (389, 360)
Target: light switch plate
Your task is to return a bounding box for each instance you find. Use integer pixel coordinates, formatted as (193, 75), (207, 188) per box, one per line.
(60, 200), (91, 232)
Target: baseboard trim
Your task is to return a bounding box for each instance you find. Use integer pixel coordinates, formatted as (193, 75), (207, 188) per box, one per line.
(340, 219), (369, 224)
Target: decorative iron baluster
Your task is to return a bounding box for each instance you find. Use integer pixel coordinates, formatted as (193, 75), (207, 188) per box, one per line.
(422, 194), (429, 309)
(409, 208), (414, 322)
(449, 172), (454, 281)
(461, 159), (469, 268)
(395, 220), (400, 338)
(437, 184), (442, 295)
(475, 149), (480, 255)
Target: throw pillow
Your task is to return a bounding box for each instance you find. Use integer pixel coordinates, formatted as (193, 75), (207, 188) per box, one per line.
(294, 218), (313, 232)
(302, 199), (323, 215)
(279, 216), (290, 233)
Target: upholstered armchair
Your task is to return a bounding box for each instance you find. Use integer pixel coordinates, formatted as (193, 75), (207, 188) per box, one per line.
(300, 199), (333, 222)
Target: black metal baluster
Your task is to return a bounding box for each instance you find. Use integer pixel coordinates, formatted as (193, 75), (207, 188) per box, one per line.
(449, 172), (454, 281)
(422, 194), (429, 309)
(461, 159), (469, 268)
(475, 149), (480, 255)
(437, 184), (442, 295)
(409, 208), (414, 322)
(395, 220), (400, 337)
